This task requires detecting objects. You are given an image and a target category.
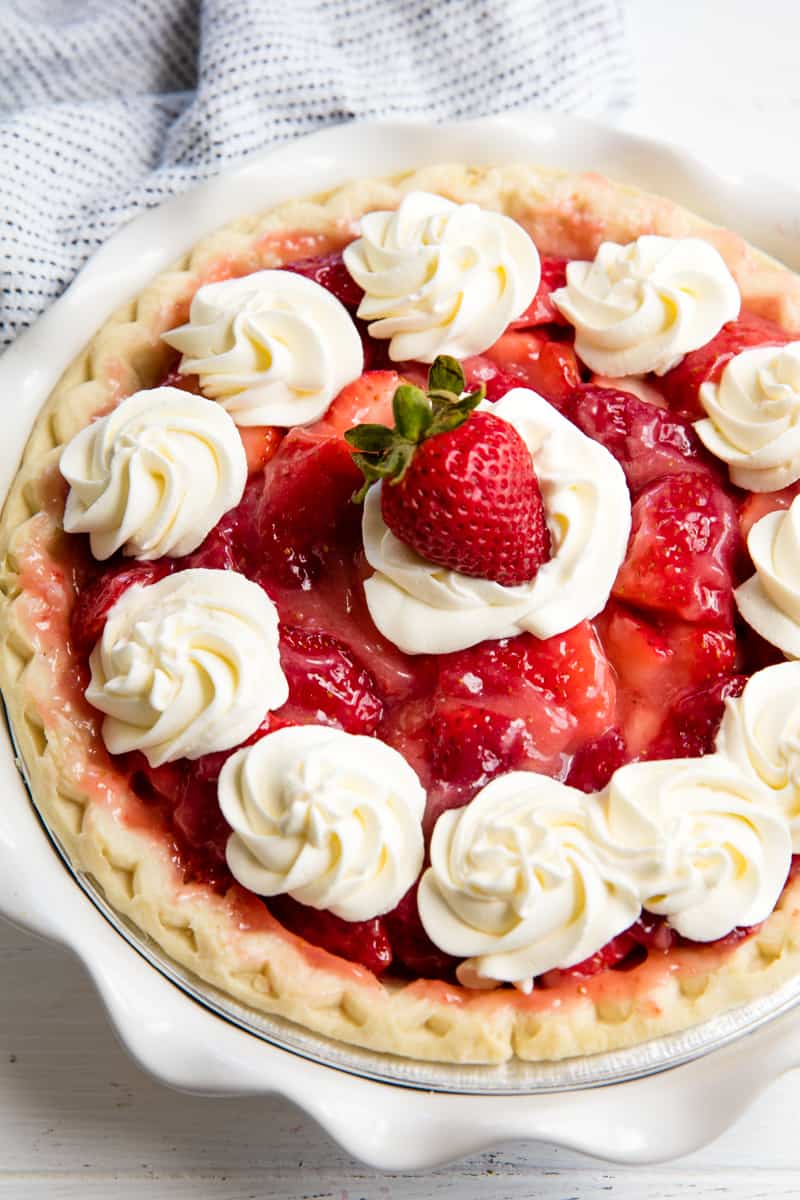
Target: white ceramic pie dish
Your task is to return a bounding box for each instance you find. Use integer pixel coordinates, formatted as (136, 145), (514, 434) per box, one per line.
(3, 113), (800, 1169)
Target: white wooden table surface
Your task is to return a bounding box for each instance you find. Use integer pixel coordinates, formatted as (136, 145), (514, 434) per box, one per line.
(3, 2), (800, 1195)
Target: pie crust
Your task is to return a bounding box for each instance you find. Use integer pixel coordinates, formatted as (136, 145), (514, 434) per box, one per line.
(4, 162), (800, 1065)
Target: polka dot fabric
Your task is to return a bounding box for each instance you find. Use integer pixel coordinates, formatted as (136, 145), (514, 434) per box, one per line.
(0, 0), (633, 348)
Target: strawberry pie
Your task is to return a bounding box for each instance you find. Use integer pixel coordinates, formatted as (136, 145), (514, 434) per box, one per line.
(5, 164), (800, 1064)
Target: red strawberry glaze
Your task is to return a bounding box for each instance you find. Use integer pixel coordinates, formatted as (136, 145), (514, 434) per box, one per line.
(484, 330), (582, 407)
(660, 314), (793, 420)
(561, 384), (722, 495)
(612, 472), (742, 625)
(254, 227), (352, 266)
(596, 600), (738, 756)
(268, 895), (393, 975)
(283, 250), (363, 309)
(509, 255), (569, 329)
(739, 481), (800, 540)
(313, 370), (401, 439)
(462, 355), (523, 403)
(647, 674), (747, 761)
(566, 727), (628, 793)
(385, 881), (457, 979)
(21, 242), (800, 988)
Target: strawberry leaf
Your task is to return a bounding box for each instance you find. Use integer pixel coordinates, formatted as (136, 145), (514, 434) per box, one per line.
(392, 385), (433, 441)
(428, 355), (465, 397)
(345, 423), (397, 453)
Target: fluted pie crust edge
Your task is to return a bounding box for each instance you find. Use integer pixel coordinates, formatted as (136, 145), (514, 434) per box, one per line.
(3, 162), (800, 1065)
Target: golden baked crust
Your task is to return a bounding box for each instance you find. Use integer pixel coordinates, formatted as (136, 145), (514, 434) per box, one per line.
(4, 162), (800, 1065)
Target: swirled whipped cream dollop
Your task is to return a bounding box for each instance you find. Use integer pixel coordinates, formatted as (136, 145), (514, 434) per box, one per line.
(735, 495), (800, 658)
(417, 773), (640, 992)
(86, 569), (288, 766)
(218, 725), (425, 921)
(60, 388), (247, 560)
(342, 191), (540, 363)
(717, 662), (800, 849)
(362, 388), (631, 654)
(599, 757), (791, 941)
(552, 235), (740, 376)
(162, 270), (363, 426)
(695, 342), (800, 491)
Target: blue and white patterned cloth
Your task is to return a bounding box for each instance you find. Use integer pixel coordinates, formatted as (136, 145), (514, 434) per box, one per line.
(0, 0), (633, 348)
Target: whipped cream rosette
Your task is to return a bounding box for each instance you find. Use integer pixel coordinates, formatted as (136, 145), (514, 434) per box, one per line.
(86, 569), (288, 766)
(717, 662), (800, 848)
(553, 235), (740, 376)
(417, 773), (641, 992)
(343, 191), (540, 362)
(60, 388), (247, 560)
(735, 495), (800, 658)
(598, 757), (791, 942)
(696, 342), (800, 491)
(361, 387), (631, 654)
(162, 270), (363, 426)
(218, 725), (426, 921)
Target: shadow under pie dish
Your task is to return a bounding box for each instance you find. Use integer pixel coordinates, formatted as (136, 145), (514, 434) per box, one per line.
(4, 161), (800, 1067)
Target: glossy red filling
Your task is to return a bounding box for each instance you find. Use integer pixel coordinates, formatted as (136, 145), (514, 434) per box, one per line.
(64, 250), (800, 985)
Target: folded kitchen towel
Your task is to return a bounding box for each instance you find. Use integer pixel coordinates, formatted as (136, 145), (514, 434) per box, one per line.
(0, 0), (633, 348)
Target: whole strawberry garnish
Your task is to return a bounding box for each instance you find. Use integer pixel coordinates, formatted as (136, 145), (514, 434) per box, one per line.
(345, 356), (550, 586)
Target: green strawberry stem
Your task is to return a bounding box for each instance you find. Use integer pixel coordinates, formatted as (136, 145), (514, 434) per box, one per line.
(344, 356), (486, 502)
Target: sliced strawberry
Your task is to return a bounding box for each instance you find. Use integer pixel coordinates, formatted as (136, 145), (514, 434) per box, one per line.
(70, 561), (170, 654)
(485, 330), (581, 407)
(462, 355), (524, 402)
(269, 548), (434, 704)
(315, 370), (401, 440)
(278, 624), (384, 734)
(509, 255), (569, 328)
(596, 600), (737, 756)
(238, 426), (282, 475)
(660, 313), (792, 420)
(126, 753), (233, 890)
(437, 623), (616, 748)
(258, 429), (363, 587)
(597, 601), (674, 699)
(127, 753), (187, 804)
(553, 931), (639, 980)
(384, 882), (458, 979)
(158, 364), (202, 393)
(218, 471), (265, 571)
(542, 913), (676, 984)
(648, 673), (747, 761)
(429, 624), (616, 792)
(429, 704), (530, 790)
(191, 714), (281, 786)
(673, 923), (756, 951)
(738, 482), (800, 541)
(379, 697), (437, 820)
(613, 473), (741, 624)
(173, 779), (232, 872)
(516, 623), (617, 740)
(599, 601), (737, 700)
(566, 728), (628, 794)
(628, 911), (676, 952)
(268, 894), (393, 975)
(283, 250), (364, 309)
(562, 384), (719, 494)
(667, 619), (739, 689)
(175, 522), (238, 573)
